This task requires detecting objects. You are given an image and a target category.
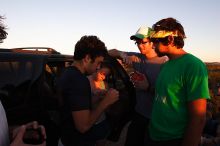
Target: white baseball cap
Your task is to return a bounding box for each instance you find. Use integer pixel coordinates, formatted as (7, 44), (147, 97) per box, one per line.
(130, 26), (153, 40)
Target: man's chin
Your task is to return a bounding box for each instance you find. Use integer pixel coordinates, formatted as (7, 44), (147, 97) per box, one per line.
(155, 48), (167, 57)
(156, 50), (167, 57)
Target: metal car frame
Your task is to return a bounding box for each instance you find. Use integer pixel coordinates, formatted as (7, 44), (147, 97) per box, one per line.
(0, 47), (136, 145)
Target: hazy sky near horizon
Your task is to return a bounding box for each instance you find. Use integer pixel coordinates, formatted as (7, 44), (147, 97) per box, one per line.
(0, 0), (219, 62)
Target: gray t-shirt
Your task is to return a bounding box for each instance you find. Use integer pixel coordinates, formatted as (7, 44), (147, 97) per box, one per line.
(0, 101), (10, 146)
(127, 52), (167, 118)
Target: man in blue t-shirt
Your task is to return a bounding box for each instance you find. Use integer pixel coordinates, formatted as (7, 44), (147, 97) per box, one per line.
(58, 36), (119, 146)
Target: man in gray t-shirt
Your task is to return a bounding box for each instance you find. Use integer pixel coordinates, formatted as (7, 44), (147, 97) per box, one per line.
(109, 26), (167, 146)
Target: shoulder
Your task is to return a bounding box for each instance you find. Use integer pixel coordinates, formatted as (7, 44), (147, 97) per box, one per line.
(59, 66), (88, 87)
(183, 54), (207, 71)
(148, 56), (168, 64)
(184, 54), (205, 65)
(63, 66), (85, 79)
(181, 55), (209, 92)
(127, 52), (142, 57)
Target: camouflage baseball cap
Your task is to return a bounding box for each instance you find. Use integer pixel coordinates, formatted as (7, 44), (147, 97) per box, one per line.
(130, 26), (153, 40)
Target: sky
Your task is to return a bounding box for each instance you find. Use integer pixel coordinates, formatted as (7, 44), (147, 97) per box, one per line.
(0, 0), (219, 62)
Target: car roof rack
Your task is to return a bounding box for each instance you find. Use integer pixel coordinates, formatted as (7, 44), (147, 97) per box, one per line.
(0, 47), (74, 62)
(10, 47), (60, 54)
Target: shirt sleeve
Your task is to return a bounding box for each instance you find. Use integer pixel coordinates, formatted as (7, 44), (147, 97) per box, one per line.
(185, 61), (210, 101)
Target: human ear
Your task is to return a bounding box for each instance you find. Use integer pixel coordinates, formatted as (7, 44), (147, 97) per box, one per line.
(85, 54), (92, 63)
(168, 36), (174, 45)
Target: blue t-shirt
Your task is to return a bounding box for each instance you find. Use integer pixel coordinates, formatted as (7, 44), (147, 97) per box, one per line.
(127, 52), (167, 118)
(59, 66), (92, 146)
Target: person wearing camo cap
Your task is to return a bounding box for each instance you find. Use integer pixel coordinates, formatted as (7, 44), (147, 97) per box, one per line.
(109, 26), (167, 146)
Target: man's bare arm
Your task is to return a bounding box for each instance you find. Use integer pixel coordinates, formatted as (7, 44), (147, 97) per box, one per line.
(72, 88), (119, 133)
(181, 98), (207, 146)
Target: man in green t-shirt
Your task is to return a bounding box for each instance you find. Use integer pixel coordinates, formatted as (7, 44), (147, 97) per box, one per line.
(147, 18), (210, 146)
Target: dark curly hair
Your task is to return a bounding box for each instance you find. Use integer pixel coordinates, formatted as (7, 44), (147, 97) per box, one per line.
(152, 17), (186, 48)
(74, 35), (108, 62)
(0, 16), (8, 43)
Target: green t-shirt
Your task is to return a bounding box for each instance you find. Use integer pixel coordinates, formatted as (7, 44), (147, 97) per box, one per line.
(149, 53), (210, 141)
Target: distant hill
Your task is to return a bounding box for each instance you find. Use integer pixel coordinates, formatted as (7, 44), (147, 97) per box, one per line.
(206, 62), (220, 87)
(206, 62), (220, 65)
(205, 62), (220, 116)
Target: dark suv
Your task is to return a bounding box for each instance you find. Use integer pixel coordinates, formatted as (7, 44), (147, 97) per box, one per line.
(0, 47), (135, 146)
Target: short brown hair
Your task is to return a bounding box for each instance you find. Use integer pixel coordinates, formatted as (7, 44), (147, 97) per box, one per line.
(74, 35), (107, 62)
(152, 17), (186, 48)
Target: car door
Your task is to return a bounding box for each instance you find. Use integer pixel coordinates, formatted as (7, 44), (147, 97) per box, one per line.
(103, 56), (136, 142)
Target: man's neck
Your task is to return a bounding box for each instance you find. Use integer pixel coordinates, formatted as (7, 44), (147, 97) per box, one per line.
(168, 48), (187, 60)
(73, 61), (85, 74)
(144, 50), (158, 59)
